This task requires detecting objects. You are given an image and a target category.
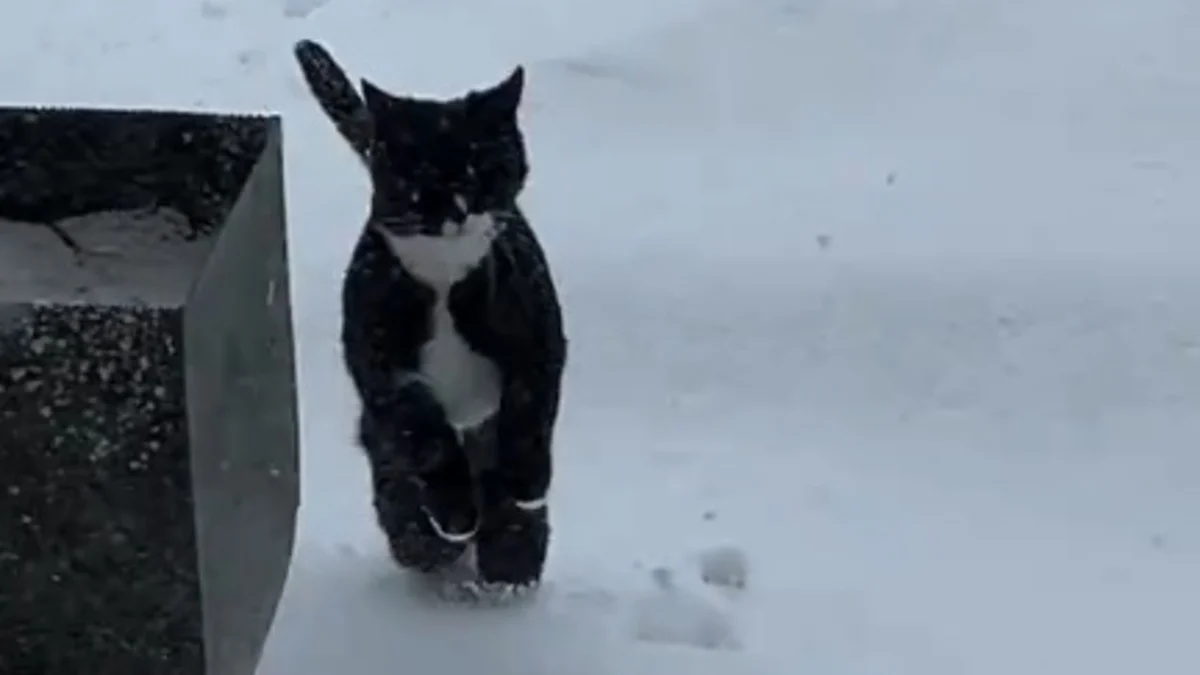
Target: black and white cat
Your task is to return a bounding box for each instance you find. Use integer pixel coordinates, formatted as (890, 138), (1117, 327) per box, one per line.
(294, 40), (567, 590)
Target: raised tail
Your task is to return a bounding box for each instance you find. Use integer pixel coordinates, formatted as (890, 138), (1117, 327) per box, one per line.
(293, 39), (372, 164)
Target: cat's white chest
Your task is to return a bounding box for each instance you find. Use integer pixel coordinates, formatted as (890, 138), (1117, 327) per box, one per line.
(383, 216), (498, 288)
(379, 214), (502, 430)
(420, 300), (501, 429)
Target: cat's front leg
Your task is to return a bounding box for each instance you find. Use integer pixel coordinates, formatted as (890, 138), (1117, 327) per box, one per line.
(363, 377), (481, 542)
(368, 450), (467, 573)
(475, 465), (550, 589)
(493, 371), (560, 510)
(474, 371), (561, 587)
(393, 376), (481, 541)
(410, 441), (479, 543)
(359, 374), (449, 471)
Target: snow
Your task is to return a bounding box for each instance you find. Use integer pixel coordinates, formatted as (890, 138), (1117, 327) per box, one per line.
(7, 0), (1200, 672)
(0, 210), (206, 305)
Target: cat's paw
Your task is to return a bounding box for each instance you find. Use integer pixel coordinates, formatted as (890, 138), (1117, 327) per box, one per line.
(504, 479), (548, 512)
(383, 526), (467, 574)
(423, 555), (540, 606)
(493, 461), (550, 513)
(475, 502), (549, 589)
(434, 579), (540, 606)
(476, 580), (541, 605)
(412, 473), (479, 543)
(420, 503), (478, 543)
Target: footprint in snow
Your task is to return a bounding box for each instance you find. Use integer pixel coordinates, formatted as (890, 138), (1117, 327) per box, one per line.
(630, 566), (742, 651)
(697, 544), (750, 591)
(282, 0), (331, 19)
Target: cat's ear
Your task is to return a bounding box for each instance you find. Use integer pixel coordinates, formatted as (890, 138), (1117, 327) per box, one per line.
(360, 78), (394, 119)
(476, 66), (525, 118)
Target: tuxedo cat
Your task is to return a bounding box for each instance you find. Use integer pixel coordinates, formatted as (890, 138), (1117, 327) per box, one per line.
(294, 40), (567, 590)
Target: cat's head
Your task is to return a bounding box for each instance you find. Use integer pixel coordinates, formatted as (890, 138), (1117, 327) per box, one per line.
(361, 66), (528, 238)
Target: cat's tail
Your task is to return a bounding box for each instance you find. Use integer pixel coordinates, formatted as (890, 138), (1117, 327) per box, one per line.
(293, 39), (372, 164)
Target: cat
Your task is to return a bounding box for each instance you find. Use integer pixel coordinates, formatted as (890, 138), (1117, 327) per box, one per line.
(293, 39), (567, 590)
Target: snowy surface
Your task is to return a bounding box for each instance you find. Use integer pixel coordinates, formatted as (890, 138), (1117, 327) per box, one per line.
(0, 210), (206, 305)
(7, 0), (1200, 672)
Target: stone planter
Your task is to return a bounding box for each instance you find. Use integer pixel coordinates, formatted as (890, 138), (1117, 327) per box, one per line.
(0, 107), (300, 675)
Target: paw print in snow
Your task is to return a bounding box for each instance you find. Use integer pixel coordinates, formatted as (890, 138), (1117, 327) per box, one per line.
(698, 544), (750, 590)
(199, 0), (228, 19)
(630, 566), (741, 651)
(283, 0), (332, 19)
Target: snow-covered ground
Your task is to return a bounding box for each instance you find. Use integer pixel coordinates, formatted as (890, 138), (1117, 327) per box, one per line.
(9, 0), (1200, 671)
